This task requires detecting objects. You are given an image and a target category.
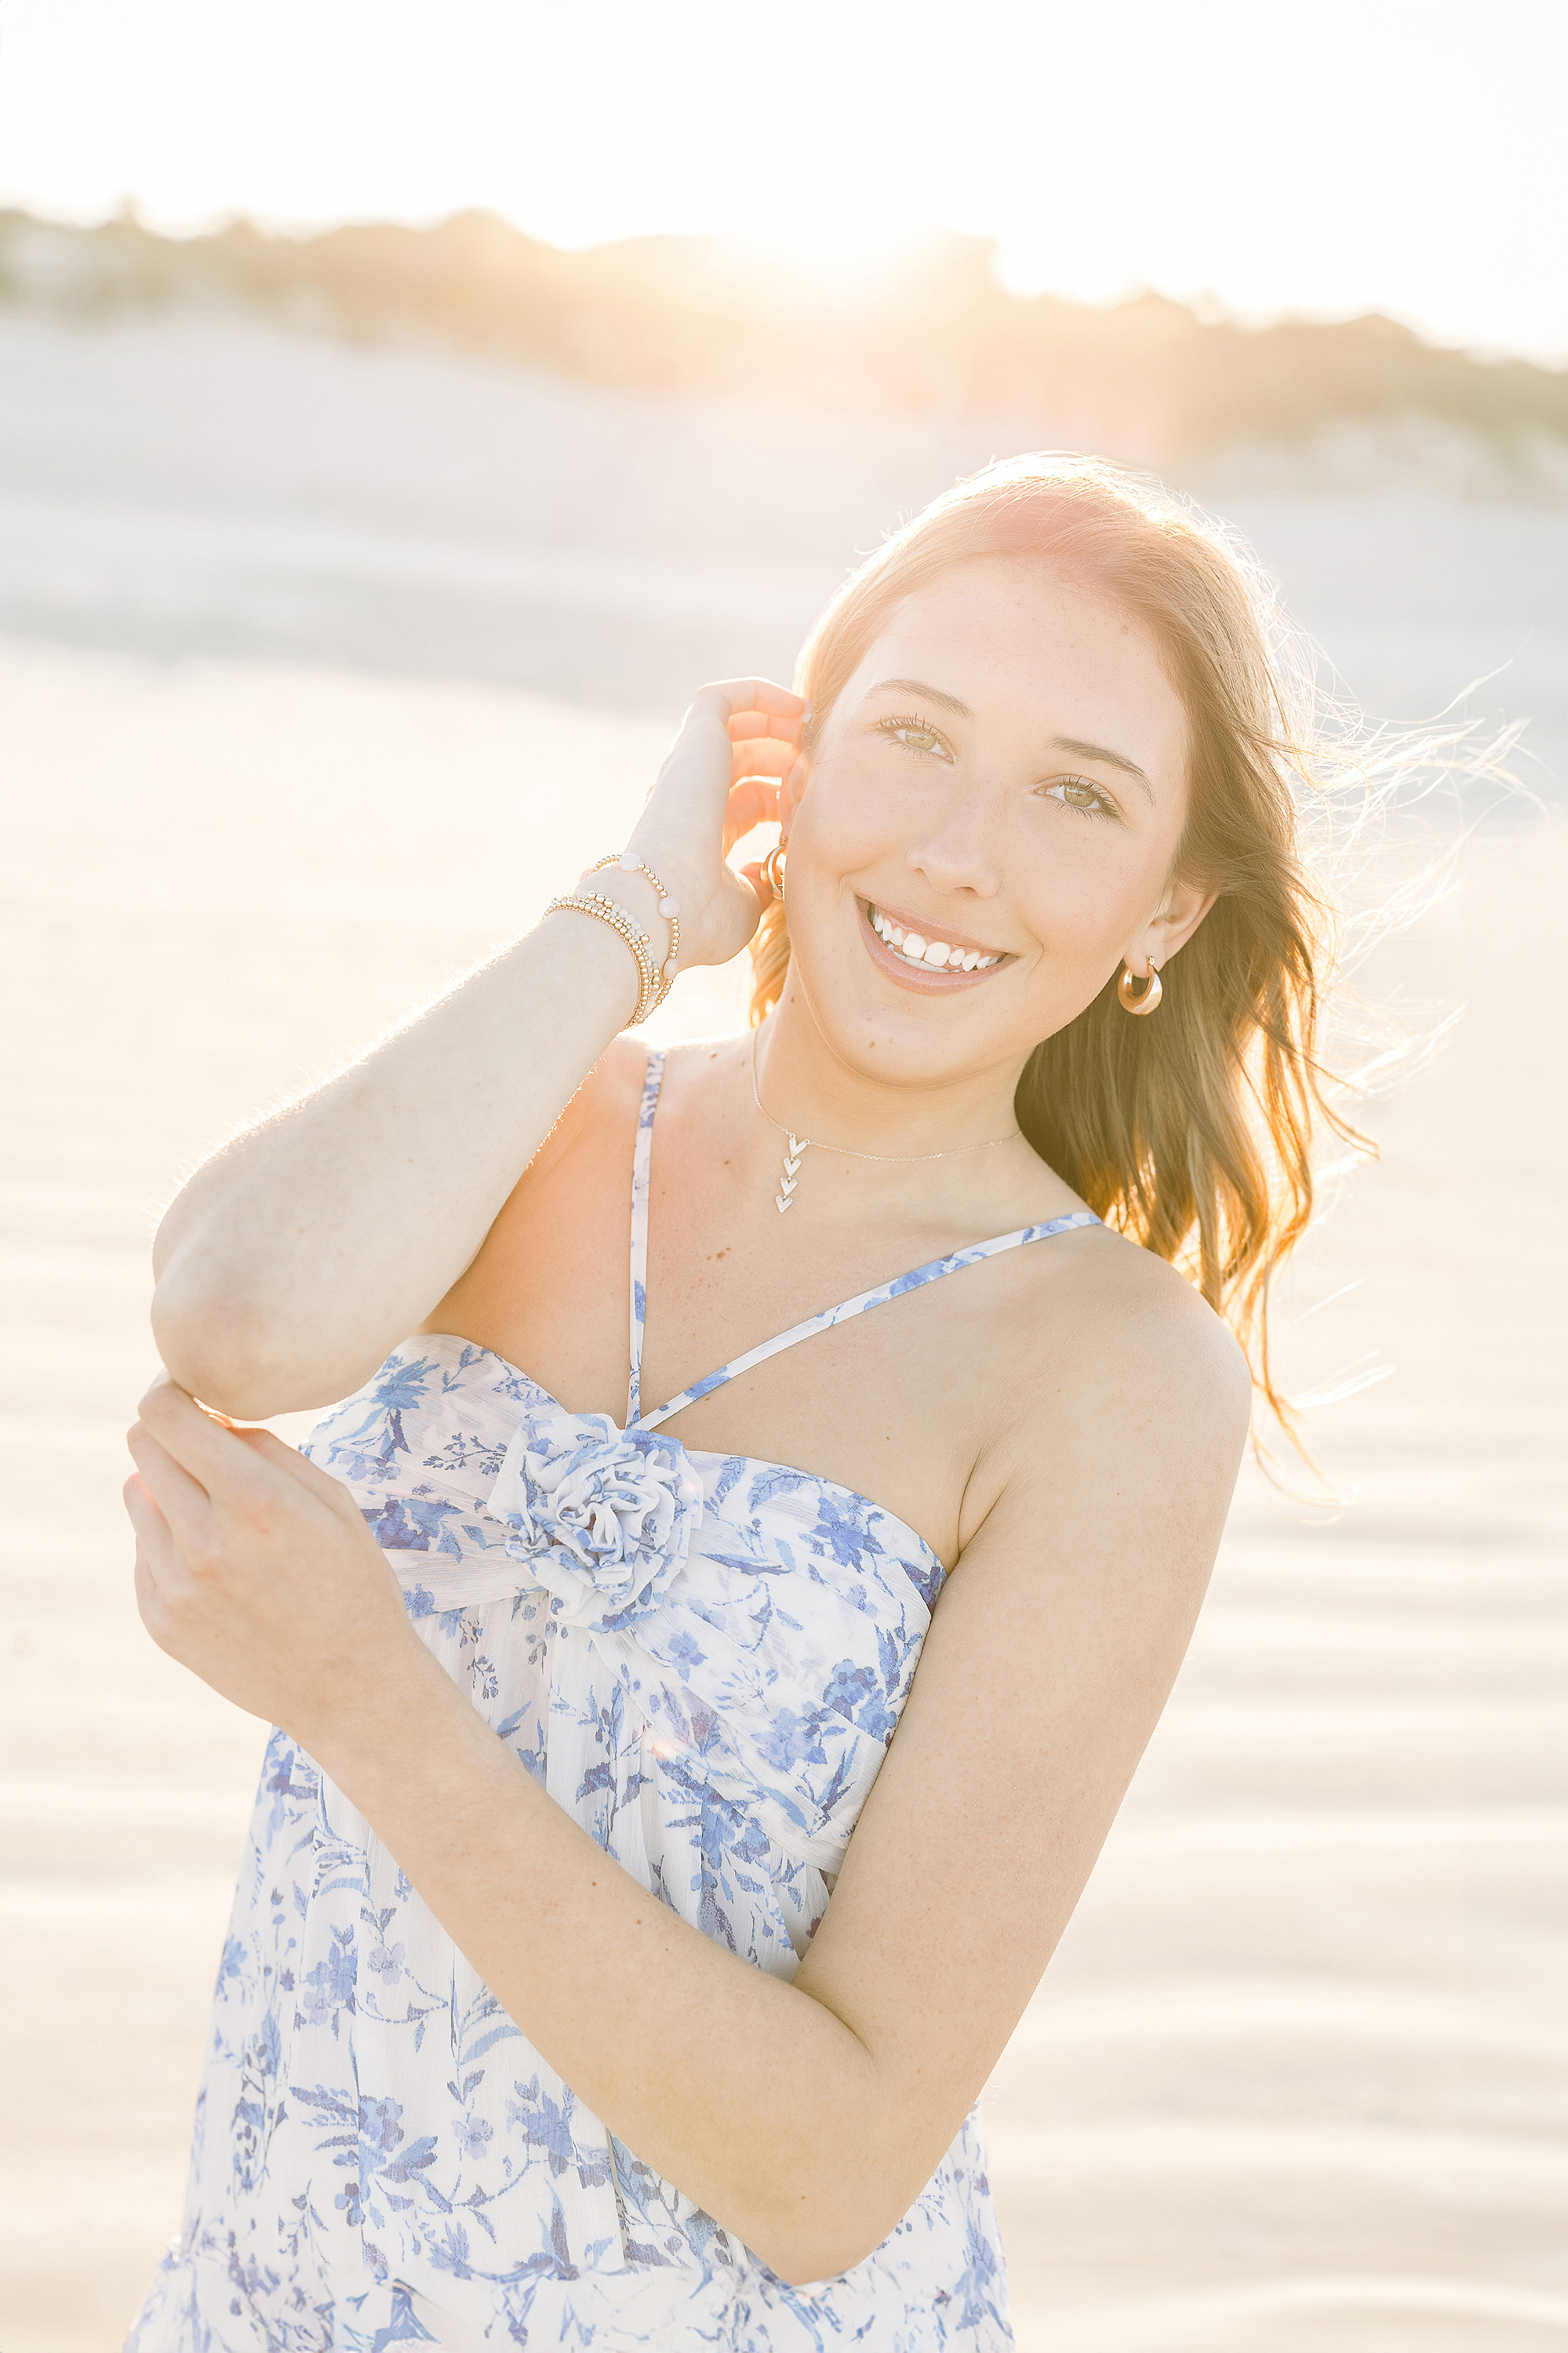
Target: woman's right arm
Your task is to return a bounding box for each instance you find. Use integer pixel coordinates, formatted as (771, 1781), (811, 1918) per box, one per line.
(150, 681), (806, 1420)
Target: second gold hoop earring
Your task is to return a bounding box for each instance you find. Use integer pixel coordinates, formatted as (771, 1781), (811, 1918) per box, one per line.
(1117, 959), (1163, 1016)
(760, 842), (788, 900)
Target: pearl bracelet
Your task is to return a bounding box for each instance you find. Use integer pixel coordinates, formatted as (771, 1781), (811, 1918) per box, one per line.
(544, 891), (660, 1027)
(584, 852), (681, 987)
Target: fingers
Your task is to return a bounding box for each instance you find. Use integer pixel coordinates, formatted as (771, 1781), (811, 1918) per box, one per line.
(126, 1419), (215, 1548)
(133, 1549), (179, 1655)
(123, 1467), (178, 1567)
(231, 1424), (363, 1523)
(720, 776), (783, 860)
(726, 773), (780, 824)
(130, 1379), (358, 1577)
(125, 1469), (195, 1652)
(689, 679), (809, 729)
(729, 736), (795, 784)
(722, 750), (810, 854)
(134, 1374), (332, 1517)
(726, 707), (809, 747)
(136, 1373), (256, 1493)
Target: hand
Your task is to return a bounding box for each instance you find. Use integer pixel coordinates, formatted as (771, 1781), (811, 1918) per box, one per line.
(124, 1374), (434, 1756)
(625, 678), (810, 972)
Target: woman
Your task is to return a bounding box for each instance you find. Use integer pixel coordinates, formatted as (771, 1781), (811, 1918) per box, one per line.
(125, 457), (1350, 2350)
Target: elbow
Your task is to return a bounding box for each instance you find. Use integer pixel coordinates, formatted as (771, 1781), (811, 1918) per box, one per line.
(150, 1272), (293, 1420)
(764, 2229), (894, 2295)
(769, 2253), (870, 2296)
(750, 2164), (915, 2291)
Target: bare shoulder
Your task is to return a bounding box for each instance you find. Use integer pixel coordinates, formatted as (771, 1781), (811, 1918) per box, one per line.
(970, 1220), (1253, 1559)
(1064, 1223), (1253, 1415)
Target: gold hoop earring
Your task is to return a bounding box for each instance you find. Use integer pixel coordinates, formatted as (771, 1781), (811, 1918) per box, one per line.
(1118, 959), (1162, 1016)
(760, 841), (788, 900)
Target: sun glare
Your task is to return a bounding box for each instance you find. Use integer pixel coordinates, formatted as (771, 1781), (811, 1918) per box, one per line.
(0, 0), (1561, 361)
(717, 225), (946, 302)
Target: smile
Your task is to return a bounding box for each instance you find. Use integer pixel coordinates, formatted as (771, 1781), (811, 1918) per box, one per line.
(858, 899), (1014, 990)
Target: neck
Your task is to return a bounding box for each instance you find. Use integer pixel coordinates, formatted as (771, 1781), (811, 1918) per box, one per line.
(750, 993), (1027, 1172)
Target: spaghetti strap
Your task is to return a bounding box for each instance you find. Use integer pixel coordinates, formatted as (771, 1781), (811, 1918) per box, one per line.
(626, 1048), (667, 1427)
(635, 1211), (1100, 1432)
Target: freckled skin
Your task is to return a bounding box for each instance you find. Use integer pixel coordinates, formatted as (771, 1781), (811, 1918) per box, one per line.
(773, 557), (1206, 1117)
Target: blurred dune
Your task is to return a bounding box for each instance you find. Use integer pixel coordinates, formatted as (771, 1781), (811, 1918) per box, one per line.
(1, 304), (1564, 2351)
(5, 205), (1568, 492)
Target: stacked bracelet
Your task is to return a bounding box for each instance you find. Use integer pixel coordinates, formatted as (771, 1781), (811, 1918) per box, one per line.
(549, 851), (683, 1030)
(585, 852), (681, 987)
(544, 891), (661, 1027)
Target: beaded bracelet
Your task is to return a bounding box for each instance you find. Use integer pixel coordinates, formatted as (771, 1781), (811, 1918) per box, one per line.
(544, 891), (660, 1027)
(584, 852), (681, 987)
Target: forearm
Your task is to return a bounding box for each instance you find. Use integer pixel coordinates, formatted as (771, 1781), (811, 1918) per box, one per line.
(151, 893), (661, 1417)
(151, 682), (805, 1420)
(314, 1656), (899, 2286)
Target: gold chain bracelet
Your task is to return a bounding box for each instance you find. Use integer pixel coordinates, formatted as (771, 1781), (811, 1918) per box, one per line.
(584, 853), (681, 988)
(544, 891), (660, 1027)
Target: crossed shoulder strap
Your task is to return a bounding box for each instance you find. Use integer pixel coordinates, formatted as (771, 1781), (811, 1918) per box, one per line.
(625, 1047), (1100, 1432)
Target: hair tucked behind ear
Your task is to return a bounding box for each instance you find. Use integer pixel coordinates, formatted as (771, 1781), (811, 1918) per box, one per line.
(748, 454), (1378, 1463)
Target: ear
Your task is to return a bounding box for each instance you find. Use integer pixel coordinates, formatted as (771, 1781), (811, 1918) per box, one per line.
(1123, 875), (1216, 977)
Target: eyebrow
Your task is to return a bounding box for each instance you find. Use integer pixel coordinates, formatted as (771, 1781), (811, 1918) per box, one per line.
(1052, 735), (1156, 805)
(866, 679), (1156, 805)
(868, 675), (975, 719)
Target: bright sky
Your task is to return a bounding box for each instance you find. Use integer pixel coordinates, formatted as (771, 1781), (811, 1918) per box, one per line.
(2, 0), (1563, 362)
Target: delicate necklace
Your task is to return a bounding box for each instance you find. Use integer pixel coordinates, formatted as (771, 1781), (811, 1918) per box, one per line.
(750, 1028), (1022, 1215)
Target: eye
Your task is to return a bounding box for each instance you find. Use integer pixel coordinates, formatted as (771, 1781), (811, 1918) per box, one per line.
(874, 714), (955, 762)
(1042, 774), (1119, 821)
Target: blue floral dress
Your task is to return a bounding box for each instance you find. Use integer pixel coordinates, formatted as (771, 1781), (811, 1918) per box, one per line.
(129, 1049), (1097, 2352)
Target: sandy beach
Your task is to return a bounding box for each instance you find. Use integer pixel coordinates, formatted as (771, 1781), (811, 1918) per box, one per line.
(2, 310), (1564, 2351)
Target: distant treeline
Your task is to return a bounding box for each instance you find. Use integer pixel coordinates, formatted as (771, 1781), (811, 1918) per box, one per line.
(5, 205), (1565, 467)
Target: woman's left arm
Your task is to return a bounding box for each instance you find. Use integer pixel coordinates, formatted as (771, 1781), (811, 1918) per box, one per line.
(125, 1288), (1250, 2289)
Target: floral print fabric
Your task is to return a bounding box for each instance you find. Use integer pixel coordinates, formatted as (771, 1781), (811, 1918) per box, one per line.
(129, 1051), (1097, 2351)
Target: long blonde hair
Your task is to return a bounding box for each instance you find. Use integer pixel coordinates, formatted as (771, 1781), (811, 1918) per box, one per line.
(749, 456), (1370, 1451)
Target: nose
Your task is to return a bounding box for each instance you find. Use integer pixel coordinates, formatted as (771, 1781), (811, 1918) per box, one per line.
(905, 777), (1005, 900)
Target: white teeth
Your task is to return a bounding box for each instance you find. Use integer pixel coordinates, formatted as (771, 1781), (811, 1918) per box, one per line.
(868, 905), (1000, 973)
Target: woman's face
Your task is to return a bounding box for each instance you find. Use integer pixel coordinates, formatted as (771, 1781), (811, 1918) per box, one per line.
(782, 555), (1206, 1089)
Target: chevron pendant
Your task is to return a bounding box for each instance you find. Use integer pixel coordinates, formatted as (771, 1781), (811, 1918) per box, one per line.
(774, 1134), (808, 1214)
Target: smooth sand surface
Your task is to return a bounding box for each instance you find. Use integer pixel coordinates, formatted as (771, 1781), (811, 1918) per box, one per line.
(2, 313), (1565, 2350)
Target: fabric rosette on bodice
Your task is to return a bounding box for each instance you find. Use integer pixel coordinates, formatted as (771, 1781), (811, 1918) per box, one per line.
(484, 1412), (706, 1633)
(318, 1347), (940, 1875)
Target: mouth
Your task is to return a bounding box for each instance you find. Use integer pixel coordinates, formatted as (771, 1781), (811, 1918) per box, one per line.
(857, 897), (1016, 991)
